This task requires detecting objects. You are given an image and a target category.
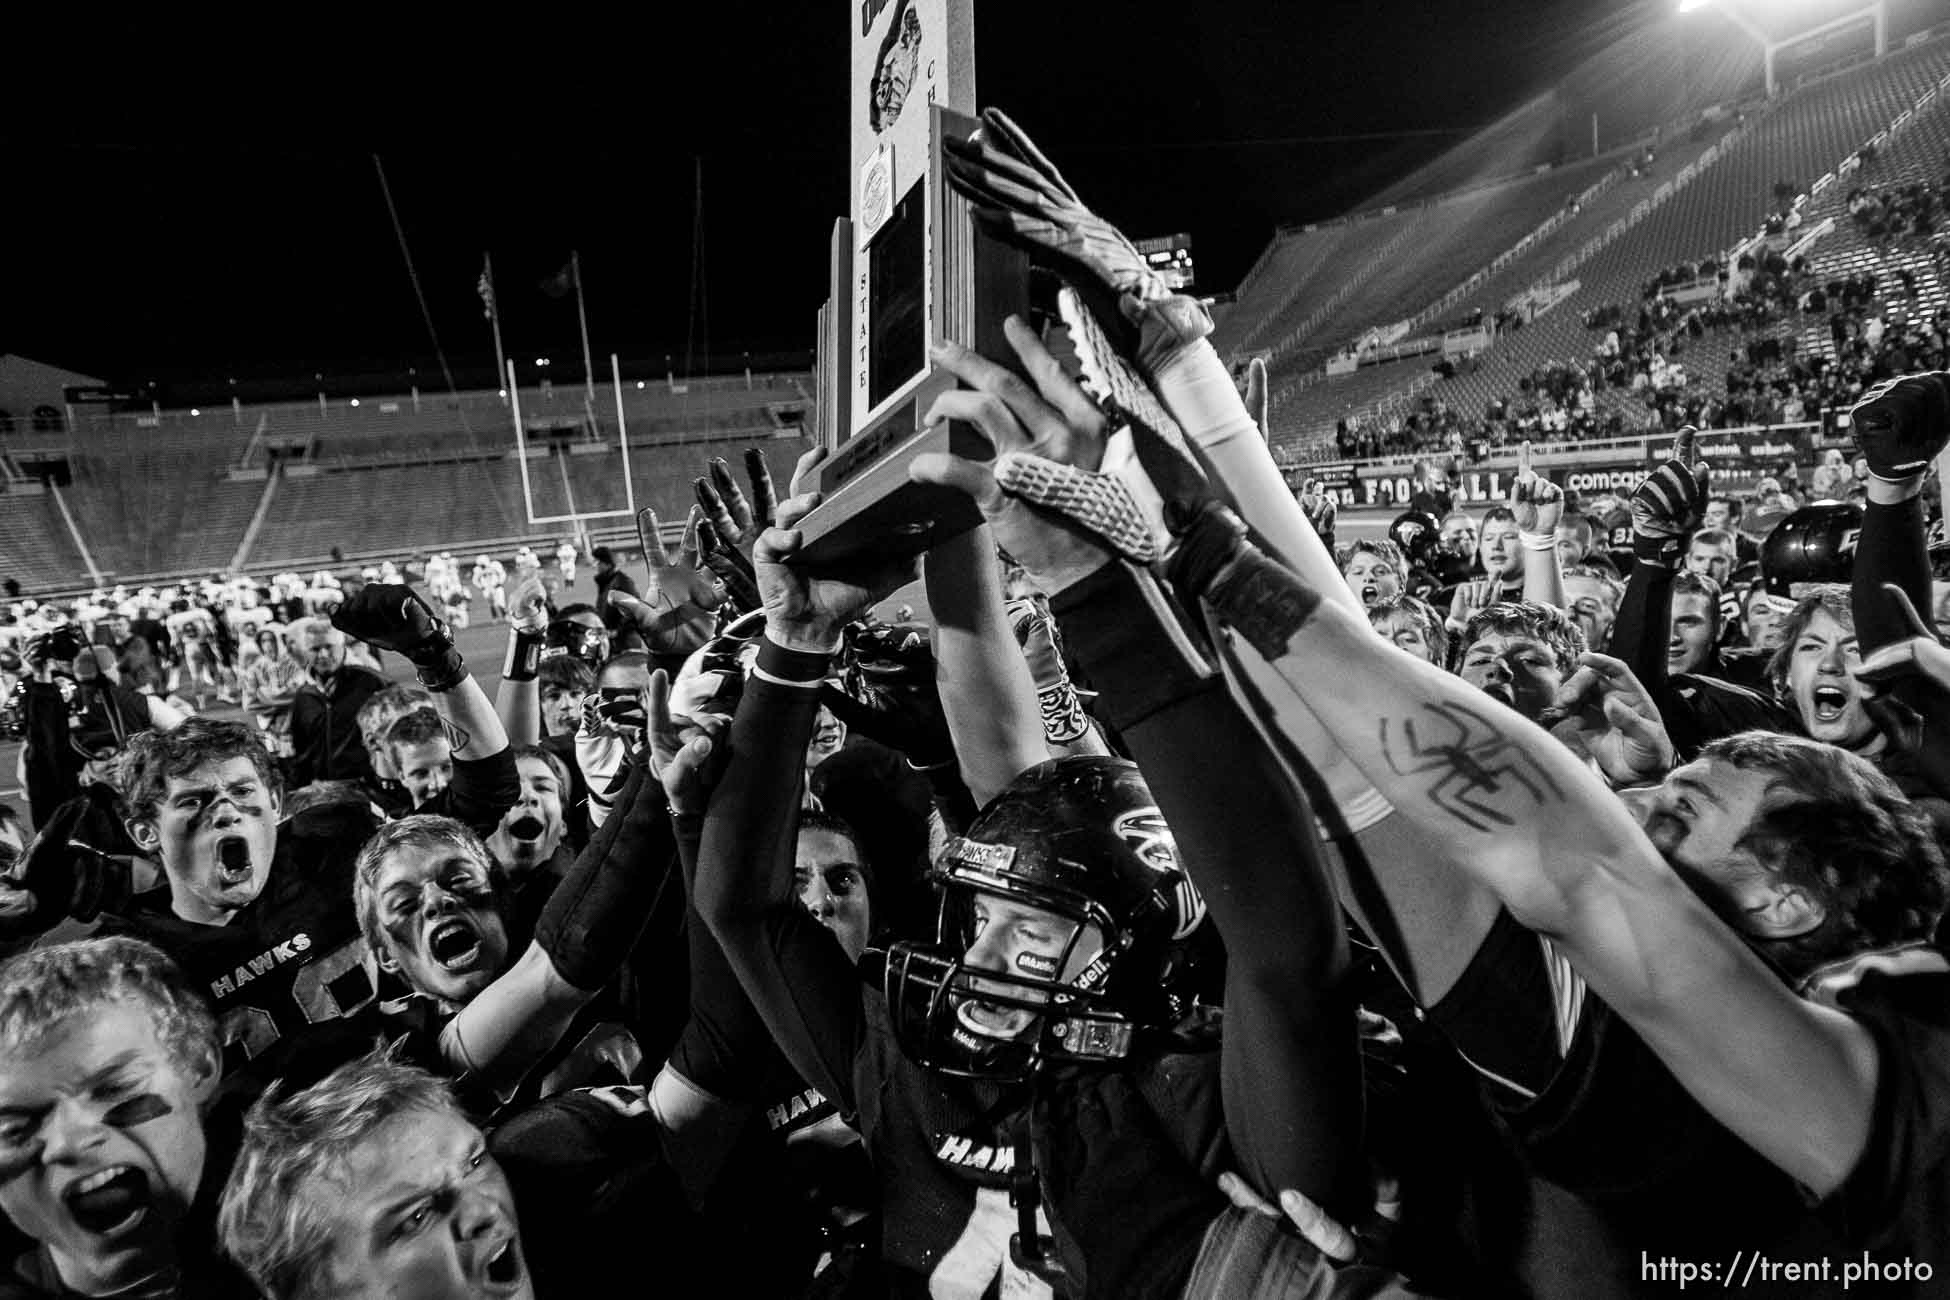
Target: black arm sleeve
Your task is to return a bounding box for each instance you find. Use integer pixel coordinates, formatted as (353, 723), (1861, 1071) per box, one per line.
(665, 812), (806, 1104)
(1050, 560), (1368, 1224)
(423, 750), (521, 839)
(533, 762), (681, 993)
(694, 670), (867, 1117)
(1853, 494), (1932, 656)
(1610, 559), (1674, 693)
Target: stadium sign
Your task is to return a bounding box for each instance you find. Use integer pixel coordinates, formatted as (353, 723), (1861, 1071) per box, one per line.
(1645, 426), (1814, 465)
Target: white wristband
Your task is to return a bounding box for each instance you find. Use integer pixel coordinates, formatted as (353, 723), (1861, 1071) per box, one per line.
(1519, 531), (1558, 552)
(1316, 787), (1396, 838)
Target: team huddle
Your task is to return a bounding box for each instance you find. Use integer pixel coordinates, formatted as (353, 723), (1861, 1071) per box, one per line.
(2, 110), (1950, 1300)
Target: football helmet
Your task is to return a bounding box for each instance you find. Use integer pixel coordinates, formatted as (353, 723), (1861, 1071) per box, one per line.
(877, 756), (1207, 1082)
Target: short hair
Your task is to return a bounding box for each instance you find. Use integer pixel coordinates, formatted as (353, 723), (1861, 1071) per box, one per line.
(1562, 564), (1624, 609)
(384, 707), (447, 758)
(356, 684), (432, 747)
(1451, 601), (1587, 675)
(218, 1052), (471, 1300)
(1479, 506), (1518, 528)
(352, 814), (498, 959)
(1707, 494), (1744, 520)
(0, 938), (216, 1079)
(1368, 594), (1449, 664)
(294, 617), (342, 646)
(120, 718), (278, 825)
(591, 546), (615, 566)
(1700, 732), (1949, 970)
(1440, 510), (1478, 531)
(597, 650), (652, 683)
(1689, 528), (1737, 553)
(1766, 589), (1854, 695)
(1334, 538), (1405, 572)
(538, 655), (596, 695)
(1670, 571), (1724, 632)
(510, 743), (569, 792)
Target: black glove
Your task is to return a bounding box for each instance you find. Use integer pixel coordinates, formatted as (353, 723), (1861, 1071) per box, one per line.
(1630, 427), (1710, 567)
(0, 803), (131, 940)
(1850, 372), (1950, 484)
(694, 517), (762, 613)
(330, 583), (464, 689)
(823, 622), (954, 768)
(25, 626), (86, 669)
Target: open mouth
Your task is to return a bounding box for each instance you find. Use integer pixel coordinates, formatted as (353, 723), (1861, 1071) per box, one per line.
(427, 919), (483, 972)
(1480, 682), (1516, 706)
(955, 999), (1027, 1040)
(63, 1166), (152, 1236)
(1810, 684), (1851, 723)
(506, 815), (546, 843)
(214, 837), (253, 887)
(1360, 584), (1380, 606)
(483, 1236), (525, 1289)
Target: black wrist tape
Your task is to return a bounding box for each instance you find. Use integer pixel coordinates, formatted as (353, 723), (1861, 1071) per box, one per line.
(1165, 502), (1250, 600)
(414, 646), (468, 693)
(502, 628), (546, 683)
(756, 637), (833, 684)
(1204, 546), (1323, 659)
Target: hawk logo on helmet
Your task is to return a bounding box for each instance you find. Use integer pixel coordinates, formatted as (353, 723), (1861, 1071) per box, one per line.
(1112, 808), (1205, 940)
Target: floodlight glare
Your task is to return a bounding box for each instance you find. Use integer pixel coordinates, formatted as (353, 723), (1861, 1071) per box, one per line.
(1677, 0), (1713, 11)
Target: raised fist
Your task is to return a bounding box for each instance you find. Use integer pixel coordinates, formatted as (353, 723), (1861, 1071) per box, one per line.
(332, 584), (447, 657)
(1630, 427), (1710, 566)
(1849, 372), (1950, 484)
(25, 626), (85, 669)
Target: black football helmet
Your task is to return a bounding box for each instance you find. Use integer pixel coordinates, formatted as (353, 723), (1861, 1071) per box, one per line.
(877, 756), (1207, 1082)
(1759, 502), (1862, 597)
(1388, 510), (1441, 571)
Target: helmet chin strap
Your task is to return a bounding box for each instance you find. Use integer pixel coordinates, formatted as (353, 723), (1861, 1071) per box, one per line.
(1007, 1106), (1066, 1286)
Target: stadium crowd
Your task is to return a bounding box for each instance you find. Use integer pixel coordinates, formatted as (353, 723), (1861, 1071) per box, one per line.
(2, 110), (1950, 1300)
(1333, 161), (1950, 462)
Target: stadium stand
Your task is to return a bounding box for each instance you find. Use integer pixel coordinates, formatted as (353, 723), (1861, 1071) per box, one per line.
(0, 374), (812, 593)
(1230, 31), (1950, 459)
(0, 489), (90, 592)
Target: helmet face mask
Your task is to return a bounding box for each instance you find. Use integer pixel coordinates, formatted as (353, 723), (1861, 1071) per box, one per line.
(877, 758), (1203, 1083)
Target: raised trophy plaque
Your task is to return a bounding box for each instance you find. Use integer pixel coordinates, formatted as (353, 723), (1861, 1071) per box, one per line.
(789, 0), (1031, 567)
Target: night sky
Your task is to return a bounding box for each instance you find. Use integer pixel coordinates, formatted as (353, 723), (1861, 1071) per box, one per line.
(5, 1), (1879, 398)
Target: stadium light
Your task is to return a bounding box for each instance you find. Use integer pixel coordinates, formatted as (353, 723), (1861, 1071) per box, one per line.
(350, 398), (360, 407)
(190, 408), (201, 416)
(1681, 0), (1888, 95)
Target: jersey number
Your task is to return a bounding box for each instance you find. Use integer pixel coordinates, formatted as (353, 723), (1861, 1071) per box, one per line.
(219, 939), (377, 1067)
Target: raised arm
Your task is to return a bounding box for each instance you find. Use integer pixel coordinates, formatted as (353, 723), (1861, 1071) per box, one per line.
(1173, 508), (1879, 1195)
(442, 759), (677, 1097)
(493, 573), (552, 746)
(1508, 444), (1567, 612)
(917, 326), (1371, 1220)
(924, 523), (1052, 806)
(692, 501), (916, 1114)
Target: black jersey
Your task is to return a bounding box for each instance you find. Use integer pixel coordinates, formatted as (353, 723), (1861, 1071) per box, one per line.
(853, 994), (1230, 1300)
(1813, 952), (1950, 1288)
(102, 800), (384, 1090)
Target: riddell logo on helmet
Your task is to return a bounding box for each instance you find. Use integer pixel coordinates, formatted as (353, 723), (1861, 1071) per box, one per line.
(1113, 809), (1207, 939)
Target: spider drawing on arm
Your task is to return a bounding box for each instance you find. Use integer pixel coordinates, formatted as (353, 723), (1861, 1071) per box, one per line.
(1378, 699), (1563, 832)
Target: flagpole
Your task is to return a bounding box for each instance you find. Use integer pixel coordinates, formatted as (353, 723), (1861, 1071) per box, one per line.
(484, 251), (510, 406)
(573, 250), (597, 407)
